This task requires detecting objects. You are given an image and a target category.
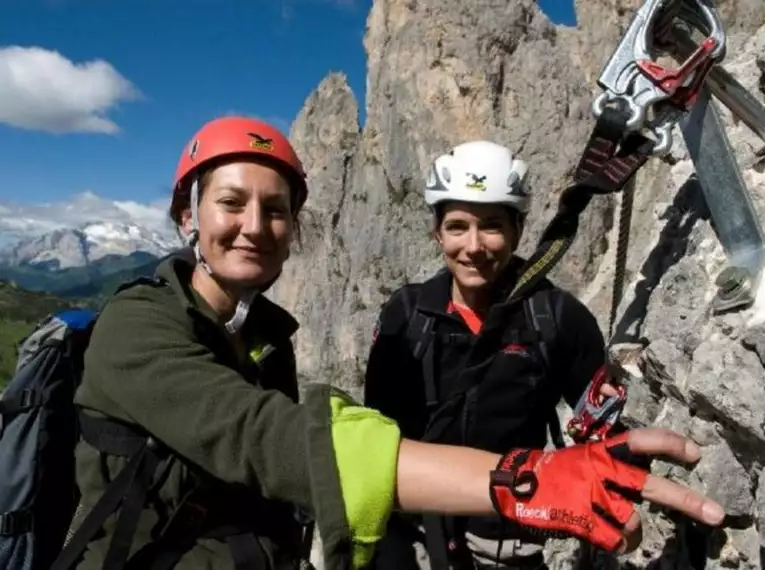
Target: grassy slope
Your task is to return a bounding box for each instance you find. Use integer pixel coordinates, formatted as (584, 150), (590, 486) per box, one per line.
(0, 281), (89, 388)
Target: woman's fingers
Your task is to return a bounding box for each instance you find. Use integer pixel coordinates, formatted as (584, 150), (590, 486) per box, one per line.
(626, 426), (702, 463)
(641, 473), (725, 526)
(620, 427), (725, 526)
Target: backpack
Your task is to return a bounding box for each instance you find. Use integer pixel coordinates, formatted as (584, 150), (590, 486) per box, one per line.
(398, 284), (566, 570)
(0, 284), (315, 570)
(0, 307), (96, 570)
(0, 304), (172, 570)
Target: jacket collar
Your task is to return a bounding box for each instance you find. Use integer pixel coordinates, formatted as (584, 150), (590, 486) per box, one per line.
(154, 248), (299, 340)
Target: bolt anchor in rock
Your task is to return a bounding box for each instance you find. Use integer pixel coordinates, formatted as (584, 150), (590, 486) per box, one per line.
(712, 266), (754, 314)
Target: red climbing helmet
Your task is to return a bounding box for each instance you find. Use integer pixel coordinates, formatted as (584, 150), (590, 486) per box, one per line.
(171, 116), (307, 219)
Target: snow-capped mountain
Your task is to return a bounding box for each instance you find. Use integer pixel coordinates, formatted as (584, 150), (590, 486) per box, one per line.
(0, 191), (183, 269)
(0, 221), (180, 269)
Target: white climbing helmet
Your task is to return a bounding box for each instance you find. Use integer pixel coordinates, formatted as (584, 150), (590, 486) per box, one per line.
(423, 140), (530, 214)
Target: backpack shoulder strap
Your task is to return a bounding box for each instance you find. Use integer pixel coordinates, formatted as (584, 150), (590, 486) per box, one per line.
(524, 287), (567, 449)
(401, 281), (462, 570)
(524, 287), (558, 367)
(113, 275), (168, 296)
(52, 412), (171, 570)
(400, 285), (441, 410)
(401, 286), (432, 357)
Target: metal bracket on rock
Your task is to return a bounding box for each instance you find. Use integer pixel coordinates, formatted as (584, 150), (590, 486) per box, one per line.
(680, 87), (765, 315)
(592, 0), (726, 156)
(664, 12), (765, 314)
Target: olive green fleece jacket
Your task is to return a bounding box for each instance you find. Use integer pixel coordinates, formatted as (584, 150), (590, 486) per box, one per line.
(71, 254), (402, 570)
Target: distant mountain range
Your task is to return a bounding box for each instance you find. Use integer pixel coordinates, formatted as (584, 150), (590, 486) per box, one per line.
(0, 191), (184, 386)
(0, 221), (178, 269)
(0, 192), (182, 297)
(0, 190), (176, 247)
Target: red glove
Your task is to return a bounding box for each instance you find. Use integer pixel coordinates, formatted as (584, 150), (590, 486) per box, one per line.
(489, 433), (649, 551)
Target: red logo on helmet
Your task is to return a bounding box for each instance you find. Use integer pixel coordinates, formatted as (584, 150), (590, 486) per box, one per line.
(247, 132), (274, 152)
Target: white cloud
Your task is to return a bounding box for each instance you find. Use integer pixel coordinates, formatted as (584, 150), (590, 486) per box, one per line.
(0, 46), (141, 134)
(0, 191), (178, 250)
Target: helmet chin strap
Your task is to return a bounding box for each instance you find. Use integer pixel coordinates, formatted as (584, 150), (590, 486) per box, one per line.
(185, 178), (258, 335)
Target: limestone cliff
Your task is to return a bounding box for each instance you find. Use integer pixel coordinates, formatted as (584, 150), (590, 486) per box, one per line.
(268, 0), (765, 568)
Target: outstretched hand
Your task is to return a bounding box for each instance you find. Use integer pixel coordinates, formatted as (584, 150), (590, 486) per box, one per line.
(489, 427), (725, 553)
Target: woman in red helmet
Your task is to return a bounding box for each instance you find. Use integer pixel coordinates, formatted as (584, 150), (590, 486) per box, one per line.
(59, 116), (724, 570)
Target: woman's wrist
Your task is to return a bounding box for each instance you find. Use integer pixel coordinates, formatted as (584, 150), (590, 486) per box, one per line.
(395, 438), (499, 515)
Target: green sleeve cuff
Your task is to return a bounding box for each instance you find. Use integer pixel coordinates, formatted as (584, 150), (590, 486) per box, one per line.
(329, 394), (401, 569)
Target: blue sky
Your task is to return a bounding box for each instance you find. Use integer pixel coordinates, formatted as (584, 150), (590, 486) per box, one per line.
(0, 0), (576, 208)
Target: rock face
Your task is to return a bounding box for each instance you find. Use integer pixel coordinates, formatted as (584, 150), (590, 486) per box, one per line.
(268, 0), (765, 568)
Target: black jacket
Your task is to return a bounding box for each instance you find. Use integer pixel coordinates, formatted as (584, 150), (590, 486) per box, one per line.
(365, 259), (607, 528)
(364, 259), (606, 544)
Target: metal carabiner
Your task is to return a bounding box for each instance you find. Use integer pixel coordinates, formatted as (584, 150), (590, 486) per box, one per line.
(635, 0), (726, 110)
(592, 0), (675, 131)
(592, 0), (727, 155)
(566, 364), (627, 443)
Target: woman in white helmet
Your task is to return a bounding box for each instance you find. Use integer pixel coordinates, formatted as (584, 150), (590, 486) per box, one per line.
(364, 140), (620, 569)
